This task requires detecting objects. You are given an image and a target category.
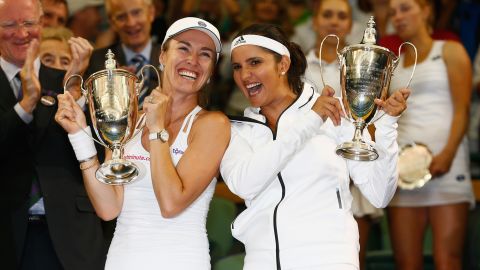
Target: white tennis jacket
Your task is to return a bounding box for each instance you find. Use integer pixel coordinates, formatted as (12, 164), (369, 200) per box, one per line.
(220, 83), (399, 269)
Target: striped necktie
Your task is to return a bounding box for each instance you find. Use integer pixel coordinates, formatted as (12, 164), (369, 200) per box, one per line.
(130, 54), (150, 109)
(14, 72), (22, 101)
(29, 177), (42, 208)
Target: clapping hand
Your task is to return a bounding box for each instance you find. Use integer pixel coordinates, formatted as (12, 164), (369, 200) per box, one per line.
(64, 37), (93, 100)
(19, 39), (41, 113)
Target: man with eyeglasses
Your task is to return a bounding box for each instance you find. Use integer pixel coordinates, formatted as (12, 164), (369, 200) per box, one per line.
(0, 0), (106, 269)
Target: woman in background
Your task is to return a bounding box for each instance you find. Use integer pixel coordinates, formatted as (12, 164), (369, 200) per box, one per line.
(388, 0), (474, 269)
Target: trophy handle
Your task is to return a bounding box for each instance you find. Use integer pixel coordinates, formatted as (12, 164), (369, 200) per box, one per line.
(368, 42), (418, 125)
(64, 74), (87, 98)
(318, 34), (351, 123)
(136, 64), (161, 95)
(131, 112), (147, 139)
(319, 34), (340, 89)
(396, 41), (417, 89)
(63, 74), (107, 148)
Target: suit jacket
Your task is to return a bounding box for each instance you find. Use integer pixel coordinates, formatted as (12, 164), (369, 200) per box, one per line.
(86, 42), (161, 92)
(0, 65), (106, 270)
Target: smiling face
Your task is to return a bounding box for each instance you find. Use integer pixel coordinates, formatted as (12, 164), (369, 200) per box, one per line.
(313, 0), (352, 44)
(108, 0), (154, 52)
(160, 30), (216, 96)
(389, 0), (431, 40)
(231, 44), (290, 108)
(0, 0), (42, 67)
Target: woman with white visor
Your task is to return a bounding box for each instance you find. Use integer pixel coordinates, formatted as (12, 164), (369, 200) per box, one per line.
(220, 23), (410, 270)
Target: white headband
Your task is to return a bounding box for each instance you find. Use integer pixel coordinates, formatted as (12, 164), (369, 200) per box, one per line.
(230, 34), (290, 58)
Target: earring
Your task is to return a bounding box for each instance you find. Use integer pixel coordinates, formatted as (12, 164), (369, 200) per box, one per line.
(159, 63), (164, 71)
(281, 71), (286, 76)
(207, 78), (211, 84)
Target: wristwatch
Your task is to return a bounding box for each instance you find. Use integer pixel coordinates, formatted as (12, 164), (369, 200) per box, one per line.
(149, 129), (169, 143)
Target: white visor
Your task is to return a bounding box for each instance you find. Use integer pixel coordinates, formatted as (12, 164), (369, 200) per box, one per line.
(230, 35), (290, 58)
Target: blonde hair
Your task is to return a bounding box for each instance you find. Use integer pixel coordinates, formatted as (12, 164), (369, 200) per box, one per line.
(41, 26), (73, 42)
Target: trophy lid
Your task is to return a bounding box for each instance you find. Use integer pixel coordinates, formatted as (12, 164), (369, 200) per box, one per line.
(105, 49), (117, 70)
(362, 16), (377, 45)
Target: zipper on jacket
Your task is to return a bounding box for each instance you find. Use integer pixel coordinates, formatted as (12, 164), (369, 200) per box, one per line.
(336, 188), (343, 209)
(271, 94), (300, 270)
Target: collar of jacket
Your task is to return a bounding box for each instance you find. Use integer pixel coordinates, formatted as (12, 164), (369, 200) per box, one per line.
(243, 82), (317, 123)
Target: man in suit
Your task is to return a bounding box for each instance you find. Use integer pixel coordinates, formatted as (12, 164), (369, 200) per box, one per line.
(0, 0), (106, 269)
(86, 0), (161, 108)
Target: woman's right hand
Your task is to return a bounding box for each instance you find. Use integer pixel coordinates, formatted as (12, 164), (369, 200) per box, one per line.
(311, 85), (344, 126)
(143, 87), (171, 133)
(55, 91), (87, 134)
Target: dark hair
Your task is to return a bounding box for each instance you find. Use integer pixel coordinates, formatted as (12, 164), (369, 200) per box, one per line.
(235, 23), (306, 95)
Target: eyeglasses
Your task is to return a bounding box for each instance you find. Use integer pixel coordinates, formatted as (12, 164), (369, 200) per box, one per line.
(0, 20), (40, 33)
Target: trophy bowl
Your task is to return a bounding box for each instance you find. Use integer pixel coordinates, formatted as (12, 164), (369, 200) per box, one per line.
(65, 50), (160, 185)
(84, 68), (140, 185)
(319, 16), (416, 161)
(336, 44), (397, 161)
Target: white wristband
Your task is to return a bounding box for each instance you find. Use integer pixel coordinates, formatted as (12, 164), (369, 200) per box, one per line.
(68, 126), (97, 161)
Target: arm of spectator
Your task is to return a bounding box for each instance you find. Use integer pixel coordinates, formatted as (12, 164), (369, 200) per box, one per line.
(472, 45), (480, 93)
(429, 40), (472, 177)
(64, 37), (93, 100)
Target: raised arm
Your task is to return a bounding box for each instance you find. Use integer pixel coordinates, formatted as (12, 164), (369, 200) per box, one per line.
(55, 92), (123, 221)
(149, 111), (231, 218)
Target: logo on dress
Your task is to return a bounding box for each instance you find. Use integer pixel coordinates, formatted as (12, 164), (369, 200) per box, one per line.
(456, 175), (465, 182)
(198, 21), (207, 27)
(172, 148), (185, 155)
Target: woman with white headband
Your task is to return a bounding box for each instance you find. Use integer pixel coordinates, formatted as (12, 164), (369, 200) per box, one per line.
(55, 17), (230, 270)
(220, 23), (410, 269)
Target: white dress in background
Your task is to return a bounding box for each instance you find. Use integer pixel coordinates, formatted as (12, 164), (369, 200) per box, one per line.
(105, 106), (216, 270)
(389, 41), (475, 208)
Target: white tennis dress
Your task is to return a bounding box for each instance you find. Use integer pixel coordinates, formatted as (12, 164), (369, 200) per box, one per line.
(105, 106), (216, 270)
(389, 41), (475, 208)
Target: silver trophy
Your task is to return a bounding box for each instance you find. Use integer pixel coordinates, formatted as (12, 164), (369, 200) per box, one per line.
(64, 50), (160, 185)
(319, 16), (417, 161)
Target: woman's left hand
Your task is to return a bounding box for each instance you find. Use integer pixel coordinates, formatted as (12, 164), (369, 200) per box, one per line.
(143, 87), (171, 133)
(374, 88), (411, 117)
(429, 149), (455, 178)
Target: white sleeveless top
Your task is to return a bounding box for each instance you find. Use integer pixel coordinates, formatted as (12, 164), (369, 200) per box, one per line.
(105, 105), (217, 270)
(389, 41), (474, 208)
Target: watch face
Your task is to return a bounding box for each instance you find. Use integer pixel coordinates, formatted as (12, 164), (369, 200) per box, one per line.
(160, 130), (169, 142)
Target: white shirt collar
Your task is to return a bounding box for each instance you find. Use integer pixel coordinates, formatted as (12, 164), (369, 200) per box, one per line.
(0, 57), (41, 82)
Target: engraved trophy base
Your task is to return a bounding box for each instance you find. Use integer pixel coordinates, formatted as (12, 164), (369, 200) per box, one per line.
(336, 141), (379, 161)
(96, 159), (139, 185)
